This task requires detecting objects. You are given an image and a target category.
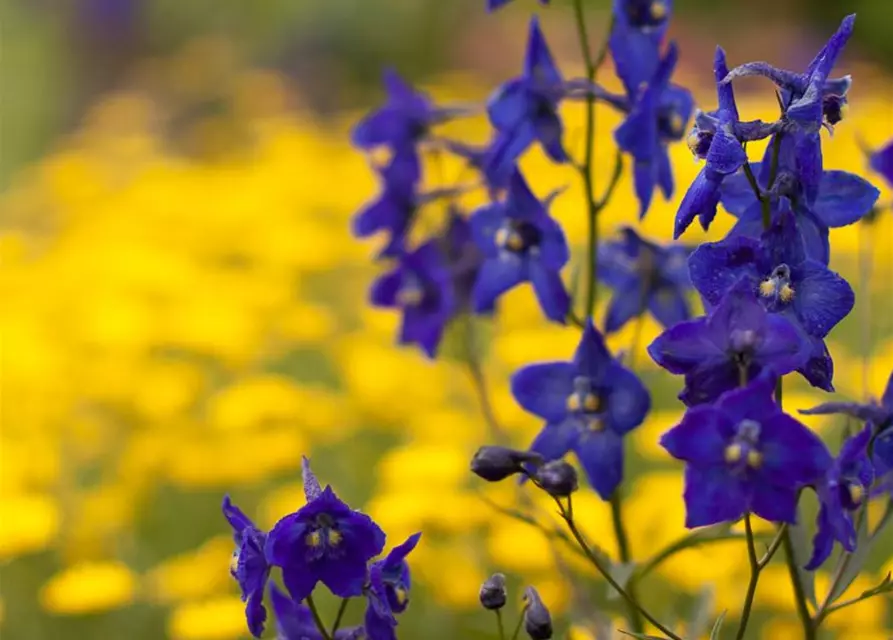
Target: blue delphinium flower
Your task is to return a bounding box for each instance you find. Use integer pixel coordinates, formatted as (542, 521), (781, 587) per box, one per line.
(687, 202), (854, 391)
(441, 208), (492, 314)
(806, 425), (874, 569)
(469, 172), (570, 322)
(370, 239), (456, 358)
(661, 372), (832, 527)
(268, 584), (364, 640)
(674, 47), (778, 238)
(597, 225), (693, 333)
(222, 496), (270, 638)
(609, 0), (672, 98)
(718, 136), (879, 265)
(265, 458), (386, 602)
(647, 278), (809, 406)
(869, 138), (893, 189)
(873, 431), (893, 498)
(512, 321), (650, 499)
(613, 43), (694, 217)
(799, 370), (893, 429)
(364, 533), (422, 640)
(487, 0), (549, 11)
(485, 17), (578, 184)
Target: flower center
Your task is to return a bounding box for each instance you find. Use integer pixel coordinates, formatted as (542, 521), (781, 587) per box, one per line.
(305, 514), (344, 560)
(822, 94), (848, 126)
(686, 129), (713, 160)
(566, 376), (605, 432)
(496, 220), (541, 256)
(758, 264), (795, 306)
(659, 109), (687, 141)
(724, 419), (763, 470)
(626, 0), (669, 28)
(396, 273), (427, 308)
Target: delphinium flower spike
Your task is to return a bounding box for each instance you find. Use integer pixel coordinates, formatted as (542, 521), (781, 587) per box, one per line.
(597, 225), (693, 334)
(868, 138), (893, 189)
(660, 372), (832, 527)
(365, 533), (422, 640)
(609, 0), (672, 97)
(688, 203), (854, 391)
(512, 321), (650, 499)
(269, 584), (364, 640)
(222, 496), (271, 638)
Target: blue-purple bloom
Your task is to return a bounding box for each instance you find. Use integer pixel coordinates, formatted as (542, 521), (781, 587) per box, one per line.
(265, 458), (386, 603)
(469, 172), (570, 322)
(661, 372), (832, 527)
(799, 370), (893, 429)
(364, 533), (422, 640)
(597, 226), (693, 333)
(442, 209), (491, 314)
(487, 0), (549, 10)
(609, 0), (672, 98)
(370, 239), (456, 358)
(512, 321), (650, 499)
(674, 47), (778, 238)
(869, 138), (893, 189)
(687, 203), (854, 391)
(806, 425), (874, 569)
(269, 584), (364, 640)
(223, 496), (270, 638)
(647, 278), (809, 406)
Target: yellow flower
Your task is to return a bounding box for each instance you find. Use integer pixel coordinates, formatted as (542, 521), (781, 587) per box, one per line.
(0, 494), (60, 560)
(39, 561), (136, 615)
(145, 536), (234, 603)
(167, 596), (247, 640)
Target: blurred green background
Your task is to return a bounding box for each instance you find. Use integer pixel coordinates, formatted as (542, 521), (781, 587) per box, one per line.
(1, 1), (892, 639)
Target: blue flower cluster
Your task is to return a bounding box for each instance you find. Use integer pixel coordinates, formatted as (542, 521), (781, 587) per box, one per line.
(223, 458), (420, 639)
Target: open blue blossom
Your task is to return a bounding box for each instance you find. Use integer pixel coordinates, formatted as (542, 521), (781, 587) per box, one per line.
(370, 239), (456, 358)
(869, 138), (893, 189)
(661, 372), (832, 527)
(512, 321), (650, 499)
(609, 0), (672, 98)
(873, 431), (893, 498)
(487, 0), (549, 10)
(364, 533), (422, 640)
(648, 278), (809, 406)
(718, 135), (879, 264)
(806, 425), (874, 569)
(269, 584), (364, 640)
(441, 208), (490, 314)
(469, 172), (570, 322)
(800, 370), (893, 429)
(485, 17), (577, 185)
(597, 226), (693, 333)
(265, 458), (386, 603)
(688, 203), (854, 391)
(223, 496), (270, 638)
(613, 43), (694, 217)
(674, 47), (778, 238)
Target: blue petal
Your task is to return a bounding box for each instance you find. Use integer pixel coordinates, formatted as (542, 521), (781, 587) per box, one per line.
(678, 360), (742, 407)
(574, 429), (624, 500)
(718, 168), (761, 216)
(805, 505), (836, 570)
(632, 159), (657, 219)
(714, 372), (780, 424)
(530, 262), (570, 323)
(706, 127), (747, 175)
(351, 107), (411, 150)
(657, 145), (674, 198)
(609, 23), (660, 97)
(713, 47), (738, 119)
(281, 560), (318, 604)
(485, 124), (537, 186)
(535, 217), (571, 270)
(882, 370), (893, 411)
(794, 132), (824, 205)
(757, 314), (810, 375)
(524, 16), (563, 88)
(808, 15), (856, 82)
(369, 270), (402, 308)
(573, 321), (615, 382)
(470, 203), (507, 259)
(648, 287), (690, 329)
(750, 483), (799, 524)
(604, 363), (651, 434)
(722, 61), (803, 96)
(529, 418), (578, 462)
(534, 111), (568, 163)
(605, 288), (645, 334)
(472, 258), (525, 313)
(647, 317), (723, 375)
(269, 584), (318, 640)
(870, 139), (893, 187)
(353, 193), (407, 239)
(511, 362), (576, 423)
(660, 404), (733, 465)
(759, 413), (833, 487)
(687, 236), (763, 306)
(319, 553), (370, 598)
(488, 79), (529, 132)
(791, 259), (854, 337)
(400, 306), (449, 358)
(812, 170), (880, 228)
(674, 169), (722, 238)
(683, 465), (748, 528)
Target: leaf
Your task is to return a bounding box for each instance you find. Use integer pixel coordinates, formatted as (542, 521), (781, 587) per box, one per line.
(709, 611), (728, 640)
(859, 571), (892, 599)
(687, 586), (716, 639)
(606, 562), (636, 601)
(787, 512), (817, 608)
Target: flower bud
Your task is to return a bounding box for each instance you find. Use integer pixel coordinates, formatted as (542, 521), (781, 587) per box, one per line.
(534, 460), (578, 497)
(523, 586), (552, 639)
(470, 446), (542, 482)
(479, 572), (507, 610)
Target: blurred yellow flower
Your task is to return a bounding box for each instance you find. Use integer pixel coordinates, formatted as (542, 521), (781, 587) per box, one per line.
(167, 595), (247, 640)
(39, 561), (137, 615)
(0, 494), (60, 559)
(145, 536), (234, 604)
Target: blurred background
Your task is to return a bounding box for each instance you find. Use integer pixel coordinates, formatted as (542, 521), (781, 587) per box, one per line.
(1, 1), (892, 639)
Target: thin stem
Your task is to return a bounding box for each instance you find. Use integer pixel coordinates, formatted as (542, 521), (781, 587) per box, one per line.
(496, 609), (507, 640)
(767, 133), (784, 189)
(462, 316), (506, 444)
(782, 527), (816, 640)
(331, 598), (350, 635)
(610, 491), (645, 634)
(306, 595), (333, 640)
(559, 495), (683, 640)
(815, 503), (868, 622)
(510, 606), (527, 640)
(634, 530), (752, 581)
(734, 514), (761, 640)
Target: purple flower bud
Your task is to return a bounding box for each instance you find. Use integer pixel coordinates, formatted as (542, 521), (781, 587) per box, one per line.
(479, 573), (507, 610)
(534, 460), (578, 497)
(471, 446), (543, 482)
(523, 586), (553, 639)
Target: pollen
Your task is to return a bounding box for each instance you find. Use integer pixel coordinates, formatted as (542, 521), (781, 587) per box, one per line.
(779, 283), (795, 302)
(495, 228), (523, 251)
(724, 443), (742, 463)
(397, 286), (423, 307)
(326, 529), (342, 546)
(686, 132), (701, 156)
(582, 393), (600, 412)
(367, 146), (394, 169)
(229, 550), (240, 575)
(746, 450), (763, 469)
(395, 587), (408, 606)
(848, 483), (864, 505)
(585, 416), (604, 432)
(650, 1), (668, 21)
(759, 279), (776, 297)
(306, 531), (322, 548)
(566, 394), (581, 412)
(839, 102), (849, 120)
(669, 112), (684, 136)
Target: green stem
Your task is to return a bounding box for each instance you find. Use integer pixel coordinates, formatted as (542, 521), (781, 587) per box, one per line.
(734, 514), (761, 640)
(496, 609), (507, 640)
(610, 491), (645, 634)
(331, 598), (350, 635)
(634, 529), (754, 581)
(782, 528), (816, 640)
(306, 595), (333, 640)
(462, 316), (506, 445)
(510, 606), (526, 640)
(560, 496), (683, 640)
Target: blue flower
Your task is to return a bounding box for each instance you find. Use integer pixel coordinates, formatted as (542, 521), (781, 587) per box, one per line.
(873, 431), (893, 498)
(364, 533), (422, 640)
(799, 370), (893, 429)
(674, 47), (778, 238)
(597, 225), (693, 333)
(469, 172), (570, 322)
(370, 239), (456, 358)
(485, 17), (576, 184)
(661, 372), (832, 527)
(613, 43), (694, 217)
(222, 496), (270, 638)
(268, 583), (364, 640)
(718, 135), (879, 264)
(265, 458), (386, 602)
(609, 0), (672, 97)
(647, 278), (809, 406)
(441, 208), (491, 314)
(869, 138), (893, 189)
(687, 202), (854, 391)
(487, 0), (549, 11)
(806, 425), (874, 569)
(512, 321), (650, 499)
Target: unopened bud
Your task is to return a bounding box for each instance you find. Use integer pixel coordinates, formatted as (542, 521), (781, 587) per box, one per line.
(471, 446), (542, 482)
(523, 586), (552, 639)
(479, 572), (507, 610)
(534, 460), (578, 497)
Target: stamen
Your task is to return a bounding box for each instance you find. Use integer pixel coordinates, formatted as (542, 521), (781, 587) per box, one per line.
(759, 279), (776, 297)
(650, 0), (667, 21)
(848, 483), (864, 505)
(746, 450), (763, 469)
(230, 550), (240, 574)
(306, 531), (322, 548)
(566, 394), (581, 412)
(585, 416), (604, 432)
(397, 286), (423, 307)
(582, 393), (600, 412)
(779, 283), (795, 302)
(327, 529), (342, 546)
(724, 443), (742, 463)
(395, 587), (408, 606)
